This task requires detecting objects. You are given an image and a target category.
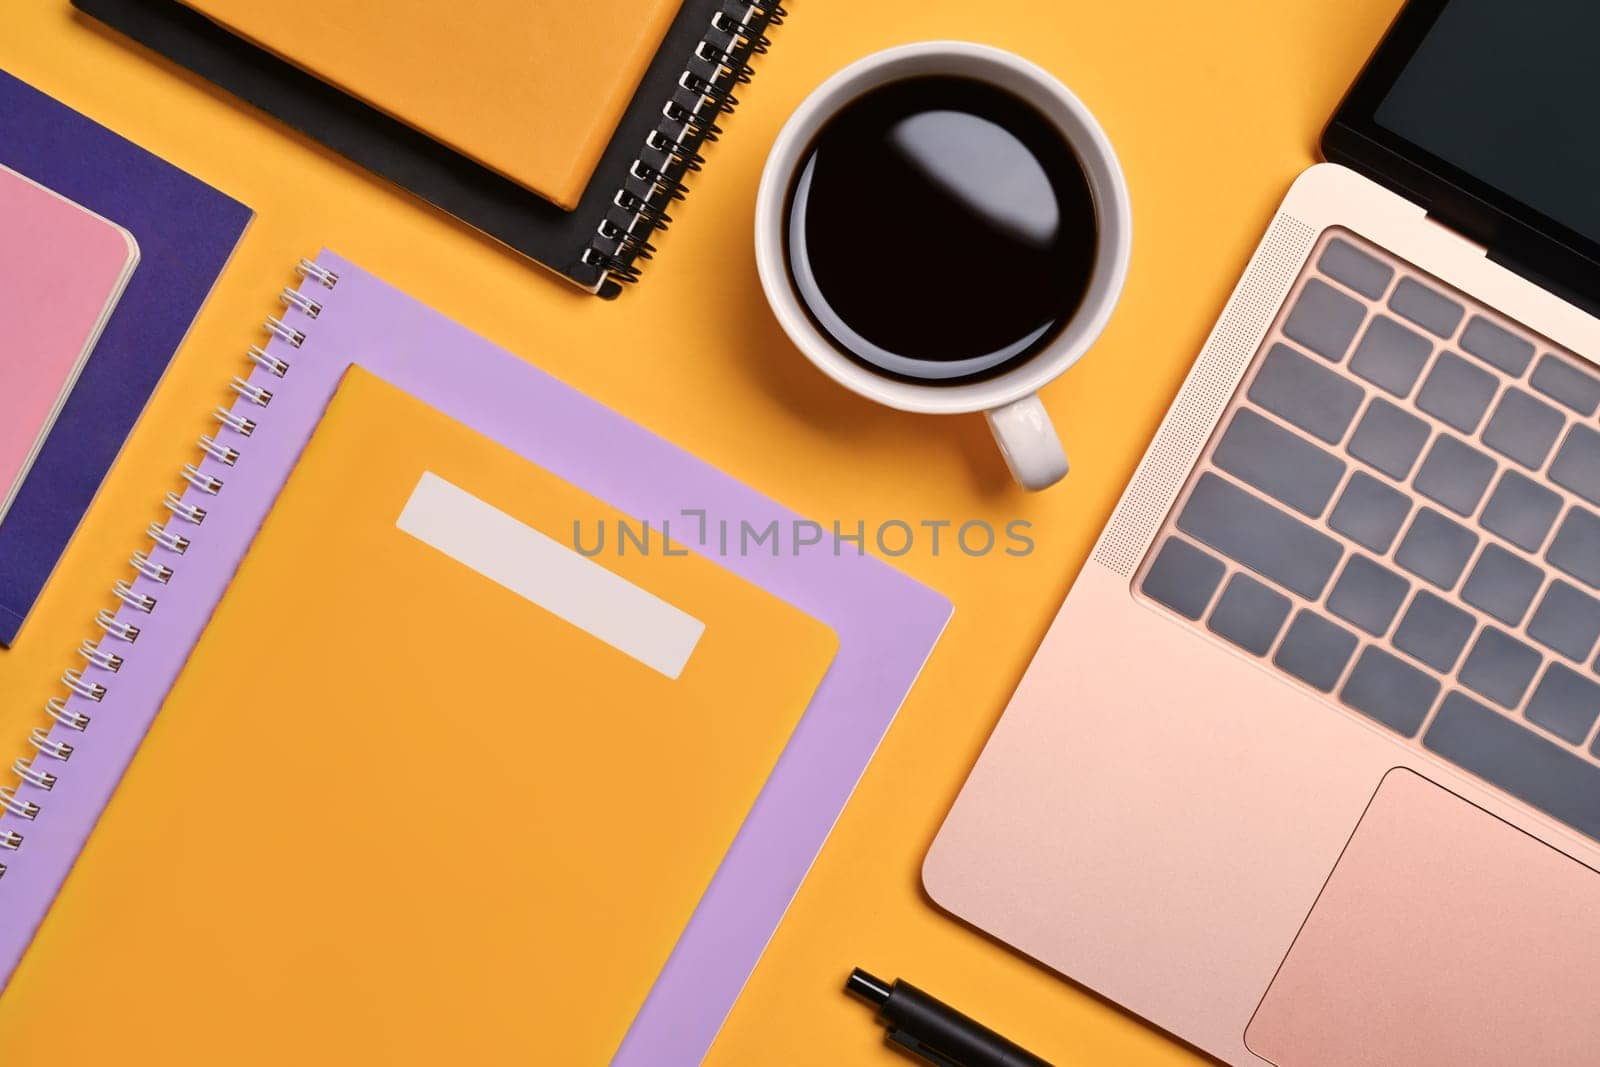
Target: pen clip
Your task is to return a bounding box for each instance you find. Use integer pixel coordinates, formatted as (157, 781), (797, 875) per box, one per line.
(889, 1029), (962, 1067)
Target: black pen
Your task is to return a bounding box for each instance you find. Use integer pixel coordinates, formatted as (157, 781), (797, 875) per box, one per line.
(847, 968), (1054, 1067)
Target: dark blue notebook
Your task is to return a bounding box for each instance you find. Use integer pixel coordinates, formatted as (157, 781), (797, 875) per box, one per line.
(0, 69), (251, 646)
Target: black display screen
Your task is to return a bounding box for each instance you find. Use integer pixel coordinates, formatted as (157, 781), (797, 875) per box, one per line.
(1325, 0), (1600, 304)
(1376, 0), (1600, 247)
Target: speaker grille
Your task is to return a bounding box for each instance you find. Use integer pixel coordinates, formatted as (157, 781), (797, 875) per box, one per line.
(1092, 213), (1318, 577)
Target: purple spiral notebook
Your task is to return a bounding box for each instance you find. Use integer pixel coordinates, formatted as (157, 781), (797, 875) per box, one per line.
(0, 254), (950, 1062)
(0, 68), (251, 645)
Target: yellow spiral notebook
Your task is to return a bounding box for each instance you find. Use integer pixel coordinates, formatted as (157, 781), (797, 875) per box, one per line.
(0, 368), (837, 1064)
(175, 0), (684, 209)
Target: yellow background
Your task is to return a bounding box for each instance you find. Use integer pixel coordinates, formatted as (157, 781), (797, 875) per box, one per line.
(0, 1), (1399, 1063)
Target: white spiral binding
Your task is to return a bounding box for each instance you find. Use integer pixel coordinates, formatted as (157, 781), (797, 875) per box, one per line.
(181, 464), (223, 495)
(29, 729), (73, 761)
(297, 258), (339, 288)
(163, 491), (207, 525)
(130, 551), (173, 584)
(12, 758), (57, 792)
(248, 345), (290, 377)
(147, 522), (191, 554)
(62, 669), (106, 702)
(45, 698), (90, 732)
(213, 405), (256, 437)
(198, 434), (240, 466)
(0, 788), (39, 821)
(112, 579), (156, 613)
(79, 638), (124, 673)
(279, 286), (322, 319)
(230, 376), (273, 407)
(0, 261), (335, 879)
(264, 315), (305, 348)
(94, 608), (140, 643)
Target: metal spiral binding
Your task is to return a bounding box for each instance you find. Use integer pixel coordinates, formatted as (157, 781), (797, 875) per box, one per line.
(297, 258), (339, 289)
(79, 638), (124, 673)
(130, 551), (174, 584)
(163, 491), (207, 525)
(279, 287), (322, 319)
(582, 0), (786, 289)
(147, 522), (191, 555)
(0, 261), (337, 878)
(112, 579), (157, 613)
(95, 609), (139, 643)
(62, 669), (106, 702)
(181, 464), (224, 495)
(12, 758), (57, 792)
(213, 406), (256, 437)
(29, 728), (74, 762)
(0, 788), (39, 821)
(198, 434), (240, 467)
(45, 699), (90, 732)
(248, 345), (290, 378)
(264, 315), (305, 348)
(230, 376), (273, 407)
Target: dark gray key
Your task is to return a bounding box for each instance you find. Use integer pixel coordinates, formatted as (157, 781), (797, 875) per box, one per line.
(1395, 508), (1477, 590)
(1416, 351), (1497, 433)
(1527, 663), (1600, 744)
(1318, 237), (1393, 299)
(1531, 354), (1600, 416)
(1425, 691), (1600, 842)
(1413, 435), (1495, 516)
(1459, 627), (1542, 709)
(1283, 279), (1365, 361)
(1247, 344), (1364, 445)
(1393, 590), (1475, 672)
(1547, 507), (1600, 588)
(1482, 470), (1562, 552)
(1340, 646), (1440, 737)
(1348, 398), (1430, 479)
(1461, 544), (1542, 626)
(1327, 555), (1409, 636)
(1213, 409), (1345, 517)
(1482, 388), (1564, 470)
(1141, 537), (1224, 620)
(1550, 425), (1600, 505)
(1528, 580), (1600, 662)
(1207, 572), (1291, 656)
(1349, 316), (1432, 396)
(1389, 277), (1463, 338)
(1460, 315), (1534, 375)
(1177, 473), (1344, 599)
(1273, 610), (1358, 692)
(1329, 471), (1410, 553)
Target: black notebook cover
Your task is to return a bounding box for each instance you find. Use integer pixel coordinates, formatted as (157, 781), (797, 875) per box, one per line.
(72, 0), (782, 297)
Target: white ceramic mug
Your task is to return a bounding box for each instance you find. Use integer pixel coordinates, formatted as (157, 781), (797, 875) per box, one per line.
(754, 41), (1132, 491)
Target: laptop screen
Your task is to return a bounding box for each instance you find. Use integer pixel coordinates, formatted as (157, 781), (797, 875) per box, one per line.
(1324, 0), (1600, 305)
(1376, 0), (1600, 250)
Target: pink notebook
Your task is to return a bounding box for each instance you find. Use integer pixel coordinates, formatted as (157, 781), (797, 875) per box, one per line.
(0, 164), (139, 526)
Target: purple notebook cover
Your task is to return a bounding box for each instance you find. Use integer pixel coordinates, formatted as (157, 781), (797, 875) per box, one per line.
(0, 254), (950, 1063)
(0, 68), (252, 645)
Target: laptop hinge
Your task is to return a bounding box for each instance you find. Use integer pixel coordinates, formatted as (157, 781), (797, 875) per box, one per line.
(1424, 204), (1600, 322)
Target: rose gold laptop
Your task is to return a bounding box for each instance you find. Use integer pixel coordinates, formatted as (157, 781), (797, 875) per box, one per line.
(926, 3), (1600, 1064)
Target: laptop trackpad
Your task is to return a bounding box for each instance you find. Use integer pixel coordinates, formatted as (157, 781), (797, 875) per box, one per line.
(1246, 768), (1600, 1066)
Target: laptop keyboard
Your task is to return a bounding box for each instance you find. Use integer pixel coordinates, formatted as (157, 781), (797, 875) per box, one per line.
(1138, 228), (1600, 843)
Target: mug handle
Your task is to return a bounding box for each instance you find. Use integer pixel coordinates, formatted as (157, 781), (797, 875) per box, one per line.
(985, 394), (1069, 491)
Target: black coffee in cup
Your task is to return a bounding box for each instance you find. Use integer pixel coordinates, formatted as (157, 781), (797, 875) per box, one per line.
(783, 75), (1098, 385)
